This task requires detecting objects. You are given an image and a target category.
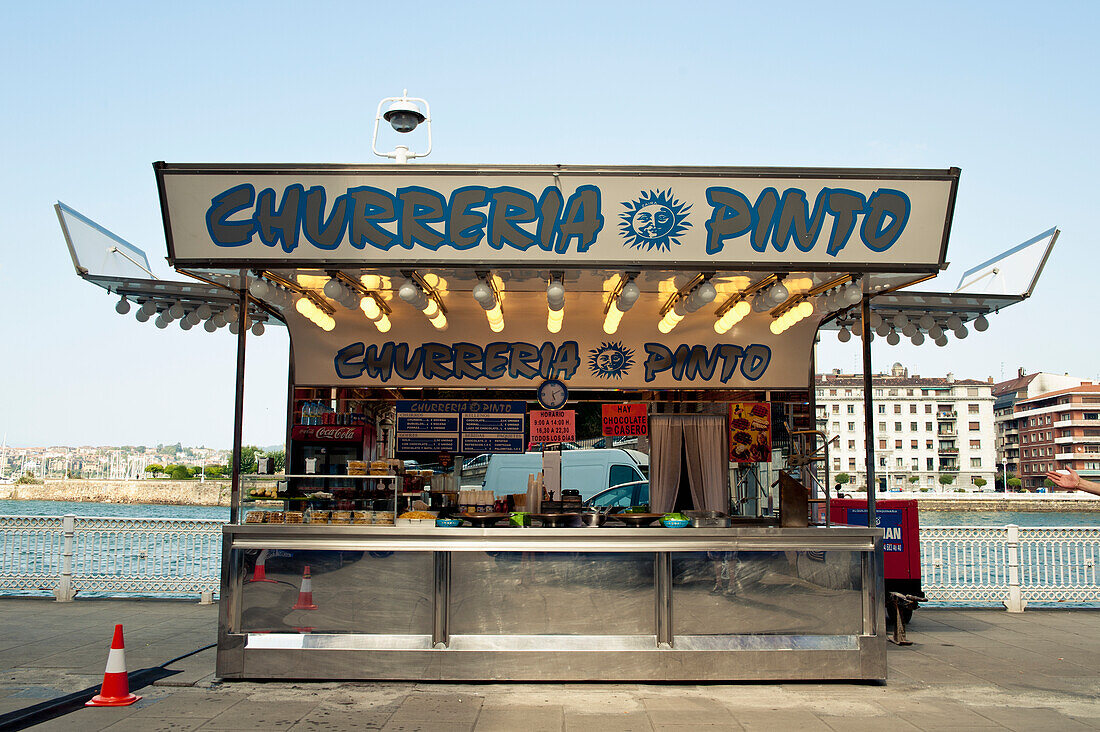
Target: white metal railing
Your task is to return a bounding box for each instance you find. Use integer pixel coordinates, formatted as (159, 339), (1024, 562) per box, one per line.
(921, 524), (1100, 610)
(1, 515), (1098, 609)
(0, 515), (222, 602)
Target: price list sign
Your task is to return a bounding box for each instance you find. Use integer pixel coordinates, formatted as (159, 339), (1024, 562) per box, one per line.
(396, 400), (526, 455)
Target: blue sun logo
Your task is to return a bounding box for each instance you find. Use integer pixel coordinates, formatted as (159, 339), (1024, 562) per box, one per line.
(588, 341), (635, 380)
(620, 189), (691, 252)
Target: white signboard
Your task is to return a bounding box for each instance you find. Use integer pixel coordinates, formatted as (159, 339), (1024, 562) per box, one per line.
(157, 164), (957, 271)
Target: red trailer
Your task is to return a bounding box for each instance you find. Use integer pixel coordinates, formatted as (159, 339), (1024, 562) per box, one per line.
(830, 498), (925, 623)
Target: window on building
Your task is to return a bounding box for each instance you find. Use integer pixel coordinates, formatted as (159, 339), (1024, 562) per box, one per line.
(967, 387), (979, 396)
(971, 458), (982, 468)
(911, 440), (918, 449)
(925, 405), (933, 414)
(878, 405), (886, 414)
(878, 439), (887, 449)
(926, 458), (934, 470)
(874, 389), (884, 397)
(969, 404), (979, 414)
(849, 458), (856, 469)
(896, 457), (904, 467)
(878, 421), (887, 432)
(829, 389), (837, 396)
(970, 422), (980, 431)
(848, 422), (856, 431)
(888, 389), (898, 396)
(910, 422), (918, 431)
(833, 457), (841, 469)
(895, 422), (903, 431)
(832, 422), (840, 432)
(926, 439), (934, 449)
(970, 439), (981, 449)
(910, 404), (917, 414)
(907, 389), (915, 396)
(848, 440), (855, 449)
(832, 404), (839, 413)
(926, 422), (933, 431)
(847, 405), (855, 414)
(911, 458), (919, 469)
(879, 456), (887, 467)
(895, 440), (903, 449)
(894, 404), (902, 414)
(845, 389), (853, 396)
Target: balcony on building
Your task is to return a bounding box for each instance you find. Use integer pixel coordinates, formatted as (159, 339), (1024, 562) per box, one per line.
(937, 410), (957, 420)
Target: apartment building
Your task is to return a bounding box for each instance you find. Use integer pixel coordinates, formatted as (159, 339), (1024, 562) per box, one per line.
(815, 362), (996, 491)
(992, 369), (1086, 482)
(1014, 383), (1100, 491)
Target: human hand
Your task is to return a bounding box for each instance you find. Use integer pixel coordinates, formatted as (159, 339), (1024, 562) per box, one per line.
(1044, 468), (1080, 490)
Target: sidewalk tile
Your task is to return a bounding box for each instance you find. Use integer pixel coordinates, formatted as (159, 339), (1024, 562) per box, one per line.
(971, 706), (1097, 731)
(201, 700), (320, 729)
(564, 712), (653, 731)
(474, 707), (564, 731)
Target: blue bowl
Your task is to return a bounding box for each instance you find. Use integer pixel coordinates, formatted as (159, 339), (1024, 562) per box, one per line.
(661, 518), (691, 528)
(435, 518), (462, 527)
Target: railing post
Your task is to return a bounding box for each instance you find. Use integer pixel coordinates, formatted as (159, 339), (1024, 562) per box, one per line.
(1004, 524), (1026, 613)
(54, 514), (75, 602)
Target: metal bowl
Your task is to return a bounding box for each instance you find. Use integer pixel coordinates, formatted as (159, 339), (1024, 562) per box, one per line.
(612, 513), (663, 527)
(531, 512), (578, 527)
(461, 512), (509, 527)
(579, 512), (606, 527)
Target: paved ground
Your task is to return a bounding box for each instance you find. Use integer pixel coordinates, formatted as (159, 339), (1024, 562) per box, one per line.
(0, 598), (1098, 730)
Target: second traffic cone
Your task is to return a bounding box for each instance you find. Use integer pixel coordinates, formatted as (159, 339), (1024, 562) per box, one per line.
(86, 624), (141, 707)
(248, 549), (278, 583)
(292, 565), (318, 610)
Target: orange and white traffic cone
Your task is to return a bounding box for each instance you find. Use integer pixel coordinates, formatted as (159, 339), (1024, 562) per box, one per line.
(292, 565), (318, 610)
(86, 624), (141, 707)
(248, 549), (278, 583)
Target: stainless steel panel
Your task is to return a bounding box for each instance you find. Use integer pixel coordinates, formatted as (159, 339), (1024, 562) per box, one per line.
(449, 551), (654, 636)
(246, 633), (433, 650)
(672, 634), (859, 651)
(655, 552), (672, 648)
(670, 551), (863, 636)
(237, 549), (433, 634)
(446, 634), (657, 651)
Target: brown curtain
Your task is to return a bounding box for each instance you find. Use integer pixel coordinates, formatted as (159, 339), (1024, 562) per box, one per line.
(651, 414), (729, 513)
(649, 416), (683, 514)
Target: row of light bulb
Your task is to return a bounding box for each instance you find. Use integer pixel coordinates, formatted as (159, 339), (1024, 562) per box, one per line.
(472, 280), (504, 332)
(658, 281), (717, 334)
(769, 300), (815, 334)
(713, 299), (751, 334)
(118, 296), (265, 335)
(399, 279), (447, 330)
(837, 312), (990, 346)
(295, 296), (335, 331)
(603, 279), (640, 335)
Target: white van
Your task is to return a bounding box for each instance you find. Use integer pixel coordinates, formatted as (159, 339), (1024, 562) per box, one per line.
(481, 448), (648, 502)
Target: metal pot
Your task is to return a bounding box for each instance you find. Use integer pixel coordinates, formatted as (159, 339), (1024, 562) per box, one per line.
(579, 511), (606, 527)
(684, 510), (731, 528)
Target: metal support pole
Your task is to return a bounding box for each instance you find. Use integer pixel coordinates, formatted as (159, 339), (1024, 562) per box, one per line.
(655, 552), (673, 648)
(861, 295), (876, 526)
(55, 514), (75, 602)
(229, 273), (250, 525)
(433, 551), (450, 648)
(1004, 524), (1026, 612)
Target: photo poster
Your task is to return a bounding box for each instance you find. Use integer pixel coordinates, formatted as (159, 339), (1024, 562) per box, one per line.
(728, 402), (772, 463)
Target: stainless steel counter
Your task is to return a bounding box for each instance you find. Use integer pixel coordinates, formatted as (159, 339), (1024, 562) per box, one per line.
(217, 524), (885, 681)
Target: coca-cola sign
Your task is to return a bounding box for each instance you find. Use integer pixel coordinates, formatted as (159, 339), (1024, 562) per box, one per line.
(291, 425), (363, 442)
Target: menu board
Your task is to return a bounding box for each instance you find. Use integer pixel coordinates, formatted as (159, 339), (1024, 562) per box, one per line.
(728, 402), (772, 463)
(396, 400), (526, 455)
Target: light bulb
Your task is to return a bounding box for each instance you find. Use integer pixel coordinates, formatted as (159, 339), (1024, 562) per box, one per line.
(843, 283), (862, 305)
(946, 315), (963, 331)
(321, 317), (335, 332)
(911, 331), (925, 346)
(212, 313), (226, 327)
(547, 281), (566, 309)
(423, 299), (439, 317)
(928, 325), (943, 340)
(489, 319), (504, 333)
(974, 314), (989, 332)
(954, 325), (968, 339)
(696, 282), (717, 304)
(429, 312), (448, 330)
(295, 297), (313, 317)
(893, 313), (908, 329)
(472, 282), (493, 304)
(375, 315), (391, 333)
(619, 281), (640, 309)
(935, 335), (948, 347)
(798, 301), (813, 317)
(919, 314), (935, 330)
(204, 319), (218, 332)
(195, 304), (213, 320)
(135, 310), (151, 323)
(154, 316), (169, 329)
(902, 323), (916, 337)
(361, 297), (381, 319)
(838, 326), (851, 343)
(399, 282), (420, 303)
(603, 303), (623, 334)
(249, 279), (270, 299)
(323, 279), (344, 300)
(886, 330), (900, 346)
(361, 274), (381, 290)
(179, 317), (193, 331)
(876, 322), (891, 337)
(751, 291), (770, 313)
(734, 300), (751, 317)
(229, 321), (240, 334)
(658, 320), (674, 334)
(769, 319), (783, 335)
(869, 313), (882, 329)
(115, 297), (130, 314)
(251, 321), (265, 336)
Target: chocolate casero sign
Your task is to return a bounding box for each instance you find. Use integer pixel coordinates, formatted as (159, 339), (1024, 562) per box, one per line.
(157, 164), (958, 270)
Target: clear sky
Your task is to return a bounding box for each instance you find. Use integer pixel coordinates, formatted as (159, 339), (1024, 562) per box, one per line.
(2, 1), (1097, 449)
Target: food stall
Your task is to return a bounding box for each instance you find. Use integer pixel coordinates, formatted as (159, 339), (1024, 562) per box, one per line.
(61, 163), (978, 681)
